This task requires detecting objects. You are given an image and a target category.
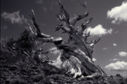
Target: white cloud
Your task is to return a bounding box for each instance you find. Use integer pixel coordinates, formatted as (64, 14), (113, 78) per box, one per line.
(1, 11), (27, 24)
(105, 61), (127, 71)
(107, 2), (127, 23)
(92, 58), (96, 62)
(113, 43), (117, 47)
(85, 24), (112, 36)
(118, 51), (127, 57)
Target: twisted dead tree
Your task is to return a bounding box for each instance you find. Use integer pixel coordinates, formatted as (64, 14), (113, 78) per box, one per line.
(25, 0), (106, 78)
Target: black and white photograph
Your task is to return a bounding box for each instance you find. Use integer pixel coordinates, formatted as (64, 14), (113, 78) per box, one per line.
(0, 0), (127, 84)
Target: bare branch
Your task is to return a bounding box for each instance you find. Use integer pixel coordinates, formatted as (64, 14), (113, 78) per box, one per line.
(81, 17), (93, 31)
(57, 0), (70, 24)
(85, 38), (101, 49)
(69, 12), (89, 25)
(31, 9), (41, 36)
(83, 32), (91, 43)
(81, 1), (87, 8)
(31, 9), (53, 39)
(91, 38), (101, 46)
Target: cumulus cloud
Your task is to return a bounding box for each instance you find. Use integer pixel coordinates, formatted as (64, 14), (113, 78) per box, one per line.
(105, 61), (127, 71)
(92, 58), (96, 62)
(85, 24), (112, 36)
(1, 11), (27, 24)
(118, 51), (127, 57)
(107, 2), (127, 23)
(113, 43), (117, 47)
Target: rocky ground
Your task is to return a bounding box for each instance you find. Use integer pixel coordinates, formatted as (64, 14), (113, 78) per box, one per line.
(0, 37), (127, 84)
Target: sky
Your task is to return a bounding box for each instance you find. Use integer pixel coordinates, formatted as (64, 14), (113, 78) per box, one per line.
(1, 0), (127, 77)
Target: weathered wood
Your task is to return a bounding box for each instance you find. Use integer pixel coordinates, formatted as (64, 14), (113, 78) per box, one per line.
(26, 0), (106, 78)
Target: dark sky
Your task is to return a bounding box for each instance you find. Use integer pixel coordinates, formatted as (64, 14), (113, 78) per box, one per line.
(1, 0), (127, 76)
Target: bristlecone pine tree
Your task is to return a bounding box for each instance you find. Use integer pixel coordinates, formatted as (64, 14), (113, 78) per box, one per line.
(0, 0), (127, 84)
